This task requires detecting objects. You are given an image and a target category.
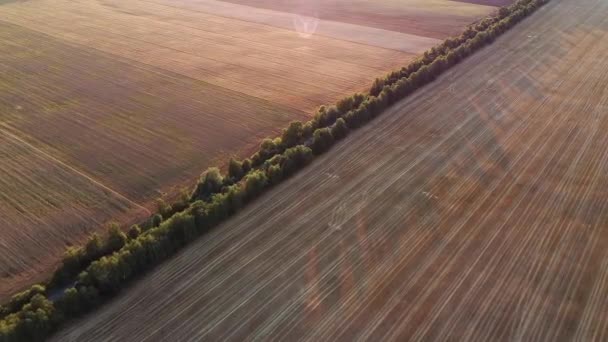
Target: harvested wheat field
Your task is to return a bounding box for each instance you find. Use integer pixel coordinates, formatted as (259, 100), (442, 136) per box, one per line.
(0, 0), (498, 299)
(220, 0), (505, 38)
(53, 0), (608, 340)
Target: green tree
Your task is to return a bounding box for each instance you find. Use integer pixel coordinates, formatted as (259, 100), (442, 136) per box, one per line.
(312, 128), (334, 154)
(281, 121), (304, 148)
(106, 222), (127, 252)
(151, 213), (163, 228)
(192, 167), (223, 200)
(331, 118), (349, 140)
(128, 225), (141, 239)
(267, 164), (283, 185)
(244, 170), (268, 199)
(85, 233), (102, 258)
(228, 158), (244, 181)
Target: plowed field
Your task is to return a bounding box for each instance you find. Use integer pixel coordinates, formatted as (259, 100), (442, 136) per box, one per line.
(0, 0), (501, 299)
(54, 0), (608, 340)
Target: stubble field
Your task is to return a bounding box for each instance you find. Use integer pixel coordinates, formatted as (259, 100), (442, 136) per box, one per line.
(53, 0), (608, 340)
(0, 0), (499, 301)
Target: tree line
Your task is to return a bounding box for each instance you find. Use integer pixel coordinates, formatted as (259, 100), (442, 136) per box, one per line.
(0, 0), (549, 340)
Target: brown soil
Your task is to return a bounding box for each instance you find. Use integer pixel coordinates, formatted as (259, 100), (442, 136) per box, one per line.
(52, 0), (608, 340)
(218, 0), (501, 39)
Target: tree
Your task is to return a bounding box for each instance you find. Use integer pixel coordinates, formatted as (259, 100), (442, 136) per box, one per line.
(499, 7), (510, 18)
(312, 128), (334, 154)
(254, 138), (281, 165)
(151, 214), (163, 228)
(192, 167), (223, 200)
(331, 118), (349, 140)
(281, 121), (304, 148)
(228, 158), (244, 181)
(128, 225), (141, 239)
(266, 164), (283, 185)
(57, 287), (80, 316)
(282, 145), (313, 176)
(106, 222), (127, 252)
(302, 121), (314, 139)
(241, 158), (252, 174)
(156, 198), (171, 218)
(370, 78), (385, 96)
(244, 170), (268, 199)
(85, 233), (102, 258)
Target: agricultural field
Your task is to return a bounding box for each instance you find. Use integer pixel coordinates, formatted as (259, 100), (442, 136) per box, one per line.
(0, 0), (500, 299)
(53, 0), (608, 340)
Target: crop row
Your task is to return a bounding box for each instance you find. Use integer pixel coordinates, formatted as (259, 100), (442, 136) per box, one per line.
(0, 0), (549, 340)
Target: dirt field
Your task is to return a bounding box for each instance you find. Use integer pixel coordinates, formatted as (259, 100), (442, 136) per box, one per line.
(219, 0), (501, 39)
(0, 0), (498, 299)
(53, 0), (608, 340)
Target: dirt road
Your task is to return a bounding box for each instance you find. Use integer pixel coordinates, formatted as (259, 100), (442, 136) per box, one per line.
(54, 0), (608, 340)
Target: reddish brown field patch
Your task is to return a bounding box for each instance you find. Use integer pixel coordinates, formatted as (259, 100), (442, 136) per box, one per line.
(217, 0), (501, 39)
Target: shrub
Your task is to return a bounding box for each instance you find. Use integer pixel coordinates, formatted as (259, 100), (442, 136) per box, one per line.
(241, 158), (252, 174)
(244, 170), (268, 199)
(106, 223), (127, 252)
(0, 285), (46, 318)
(228, 158), (244, 181)
(331, 118), (349, 140)
(266, 164), (283, 185)
(282, 145), (313, 176)
(151, 213), (163, 228)
(192, 167), (224, 200)
(128, 225), (142, 239)
(312, 128), (334, 155)
(281, 121), (304, 148)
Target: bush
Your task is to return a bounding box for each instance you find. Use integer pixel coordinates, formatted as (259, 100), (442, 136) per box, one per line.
(331, 118), (349, 140)
(281, 121), (304, 148)
(0, 285), (46, 318)
(266, 164), (283, 185)
(192, 167), (224, 200)
(128, 225), (142, 239)
(311, 128), (334, 154)
(282, 145), (313, 176)
(244, 170), (268, 199)
(228, 158), (244, 181)
(151, 213), (163, 228)
(106, 223), (127, 252)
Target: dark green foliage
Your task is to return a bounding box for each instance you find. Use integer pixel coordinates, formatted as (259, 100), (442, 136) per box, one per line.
(331, 118), (349, 140)
(266, 164), (283, 185)
(244, 170), (268, 199)
(302, 121), (314, 140)
(228, 158), (244, 181)
(156, 198), (171, 218)
(85, 233), (103, 258)
(281, 121), (304, 148)
(192, 167), (224, 200)
(281, 145), (313, 176)
(259, 138), (280, 161)
(151, 213), (163, 228)
(106, 223), (127, 252)
(0, 285), (45, 319)
(312, 128), (334, 155)
(370, 78), (385, 97)
(241, 158), (252, 174)
(336, 93), (365, 114)
(128, 225), (142, 239)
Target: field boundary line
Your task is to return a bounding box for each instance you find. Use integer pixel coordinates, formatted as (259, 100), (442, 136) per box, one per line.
(0, 123), (151, 216)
